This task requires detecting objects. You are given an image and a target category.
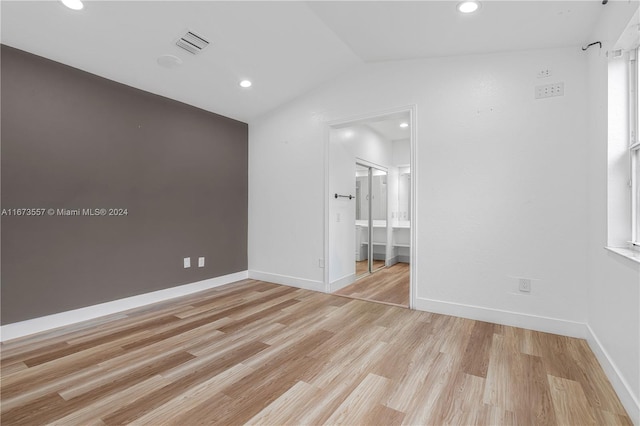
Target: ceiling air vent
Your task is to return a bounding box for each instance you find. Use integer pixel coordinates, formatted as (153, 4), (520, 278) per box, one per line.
(176, 31), (210, 55)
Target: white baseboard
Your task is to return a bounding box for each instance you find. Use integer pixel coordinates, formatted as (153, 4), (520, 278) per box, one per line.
(586, 325), (640, 425)
(330, 273), (355, 292)
(0, 270), (249, 342)
(248, 270), (324, 292)
(414, 297), (587, 338)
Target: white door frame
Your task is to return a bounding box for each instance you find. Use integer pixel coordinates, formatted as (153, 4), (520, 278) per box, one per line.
(323, 104), (418, 309)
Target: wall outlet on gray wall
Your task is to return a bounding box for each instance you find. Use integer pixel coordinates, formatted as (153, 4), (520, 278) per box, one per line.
(198, 257), (205, 267)
(184, 257), (191, 268)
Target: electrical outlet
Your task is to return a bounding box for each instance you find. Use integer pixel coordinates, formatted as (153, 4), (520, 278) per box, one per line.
(318, 258), (325, 268)
(535, 82), (564, 99)
(609, 49), (623, 59)
(198, 257), (205, 267)
(537, 68), (552, 78)
(336, 212), (341, 223)
(183, 257), (191, 268)
(519, 278), (531, 293)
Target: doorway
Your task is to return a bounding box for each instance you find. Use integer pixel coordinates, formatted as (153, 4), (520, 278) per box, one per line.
(326, 107), (414, 308)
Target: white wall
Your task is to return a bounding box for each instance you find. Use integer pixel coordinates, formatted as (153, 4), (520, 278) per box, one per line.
(329, 128), (357, 285)
(248, 114), (326, 291)
(250, 45), (590, 331)
(586, 2), (640, 423)
(351, 125), (393, 167)
(392, 138), (410, 166)
(394, 139), (411, 222)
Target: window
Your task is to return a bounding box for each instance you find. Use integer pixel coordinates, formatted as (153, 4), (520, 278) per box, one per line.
(631, 47), (640, 249)
(607, 43), (640, 261)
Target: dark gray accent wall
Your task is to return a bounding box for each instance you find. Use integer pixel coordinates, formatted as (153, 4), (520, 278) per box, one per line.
(1, 45), (248, 324)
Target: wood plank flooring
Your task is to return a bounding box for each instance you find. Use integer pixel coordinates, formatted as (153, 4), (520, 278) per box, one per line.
(0, 279), (631, 425)
(338, 262), (410, 307)
(355, 259), (385, 276)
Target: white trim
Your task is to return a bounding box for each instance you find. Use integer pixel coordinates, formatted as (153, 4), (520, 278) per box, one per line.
(248, 270), (324, 292)
(605, 246), (640, 264)
(355, 158), (387, 172)
(0, 270), (249, 342)
(323, 121), (331, 293)
(631, 47), (639, 245)
(387, 255), (399, 267)
(586, 324), (640, 425)
(330, 273), (356, 292)
(413, 296), (587, 338)
(409, 105), (417, 310)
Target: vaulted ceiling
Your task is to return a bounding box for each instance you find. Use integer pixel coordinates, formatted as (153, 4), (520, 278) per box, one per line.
(1, 1), (604, 123)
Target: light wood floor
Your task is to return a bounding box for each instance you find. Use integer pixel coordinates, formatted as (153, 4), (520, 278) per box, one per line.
(337, 262), (410, 307)
(0, 279), (631, 425)
(355, 259), (385, 276)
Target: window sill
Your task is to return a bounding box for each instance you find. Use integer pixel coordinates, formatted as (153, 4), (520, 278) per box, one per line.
(605, 247), (640, 264)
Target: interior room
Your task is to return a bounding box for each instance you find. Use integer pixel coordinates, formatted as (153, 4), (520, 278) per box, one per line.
(1, 1), (639, 425)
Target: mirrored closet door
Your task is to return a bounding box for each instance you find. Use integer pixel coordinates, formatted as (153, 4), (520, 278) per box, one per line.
(355, 163), (387, 278)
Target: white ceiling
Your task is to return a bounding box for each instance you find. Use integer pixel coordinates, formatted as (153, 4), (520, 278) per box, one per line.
(366, 118), (411, 143)
(0, 1), (360, 122)
(308, 1), (603, 62)
(1, 1), (604, 123)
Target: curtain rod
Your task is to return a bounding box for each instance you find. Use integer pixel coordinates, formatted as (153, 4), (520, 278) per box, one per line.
(582, 41), (602, 51)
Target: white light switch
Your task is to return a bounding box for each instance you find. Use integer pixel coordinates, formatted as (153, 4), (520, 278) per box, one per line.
(198, 257), (205, 267)
(183, 257), (191, 268)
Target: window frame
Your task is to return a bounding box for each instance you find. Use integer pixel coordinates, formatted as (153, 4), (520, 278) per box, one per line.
(630, 47), (640, 249)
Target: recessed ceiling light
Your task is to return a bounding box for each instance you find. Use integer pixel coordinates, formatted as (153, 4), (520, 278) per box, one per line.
(61, 0), (83, 10)
(457, 1), (480, 13)
(239, 80), (252, 88)
(400, 122), (409, 128)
